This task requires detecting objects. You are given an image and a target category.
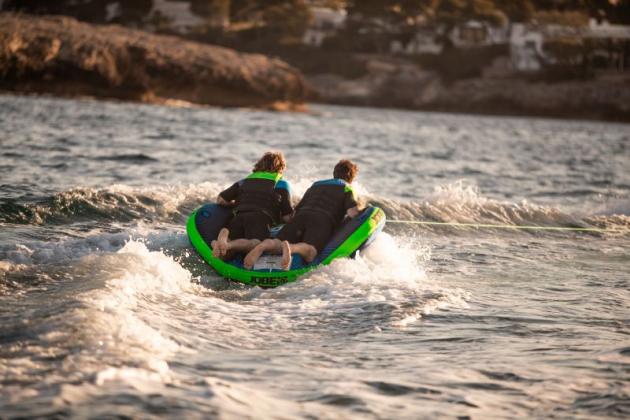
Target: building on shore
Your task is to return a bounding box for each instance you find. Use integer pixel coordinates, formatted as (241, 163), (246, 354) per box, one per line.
(582, 18), (630, 71)
(302, 7), (347, 47)
(386, 17), (630, 74)
(150, 0), (229, 32)
(510, 24), (548, 71)
(510, 19), (630, 72)
(390, 26), (444, 55)
(449, 20), (509, 48)
(390, 20), (508, 56)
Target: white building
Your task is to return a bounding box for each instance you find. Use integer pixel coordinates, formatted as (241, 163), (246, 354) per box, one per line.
(586, 18), (630, 39)
(302, 7), (347, 47)
(391, 28), (444, 55)
(449, 20), (509, 48)
(509, 19), (630, 71)
(509, 23), (548, 71)
(149, 0), (208, 33)
(585, 19), (630, 70)
(391, 20), (508, 55)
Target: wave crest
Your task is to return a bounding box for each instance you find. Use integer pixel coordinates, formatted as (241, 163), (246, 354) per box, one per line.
(2, 181), (628, 233)
(368, 181), (629, 234)
(0, 183), (221, 224)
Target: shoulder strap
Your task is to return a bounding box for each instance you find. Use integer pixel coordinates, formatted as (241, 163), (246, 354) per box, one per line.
(247, 171), (281, 184)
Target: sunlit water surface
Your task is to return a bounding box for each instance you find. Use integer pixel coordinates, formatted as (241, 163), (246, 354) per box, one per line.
(1, 95), (629, 418)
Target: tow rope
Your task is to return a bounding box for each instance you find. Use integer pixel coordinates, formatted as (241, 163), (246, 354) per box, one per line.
(386, 219), (625, 233)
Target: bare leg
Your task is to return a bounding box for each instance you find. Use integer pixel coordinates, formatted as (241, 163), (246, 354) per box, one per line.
(227, 238), (261, 254)
(280, 240), (292, 270)
(244, 239), (281, 269)
(289, 242), (318, 263)
(212, 228), (229, 257)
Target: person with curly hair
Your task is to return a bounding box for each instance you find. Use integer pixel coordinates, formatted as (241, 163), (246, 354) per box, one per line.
(212, 151), (293, 260)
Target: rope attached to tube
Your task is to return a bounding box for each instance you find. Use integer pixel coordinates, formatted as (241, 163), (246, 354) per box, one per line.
(386, 219), (624, 233)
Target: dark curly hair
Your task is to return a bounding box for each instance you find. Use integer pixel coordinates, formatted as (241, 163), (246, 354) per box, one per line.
(333, 159), (358, 183)
(253, 151), (286, 173)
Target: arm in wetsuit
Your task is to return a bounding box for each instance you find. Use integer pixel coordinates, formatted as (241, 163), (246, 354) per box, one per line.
(275, 179), (294, 223)
(344, 185), (360, 218)
(217, 181), (241, 207)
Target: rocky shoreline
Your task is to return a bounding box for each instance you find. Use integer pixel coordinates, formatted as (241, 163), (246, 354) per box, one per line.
(0, 13), (307, 110)
(305, 56), (630, 123)
(1, 13), (628, 122)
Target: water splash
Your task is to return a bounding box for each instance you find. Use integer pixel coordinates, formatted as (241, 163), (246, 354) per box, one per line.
(3, 180), (626, 234)
(0, 182), (222, 224)
(370, 180), (628, 234)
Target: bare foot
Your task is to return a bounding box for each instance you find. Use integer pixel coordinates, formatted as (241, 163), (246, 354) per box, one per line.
(243, 245), (264, 270)
(303, 245), (317, 264)
(213, 228), (229, 258)
(281, 241), (292, 270)
(211, 240), (221, 257)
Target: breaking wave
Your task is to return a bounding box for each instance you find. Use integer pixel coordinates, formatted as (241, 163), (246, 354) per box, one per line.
(0, 183), (222, 225)
(1, 227), (462, 331)
(2, 181), (628, 233)
(369, 181), (630, 234)
(1, 234), (466, 416)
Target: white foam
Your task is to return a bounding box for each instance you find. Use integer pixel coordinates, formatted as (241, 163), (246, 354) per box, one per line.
(95, 364), (171, 388)
(429, 179), (487, 207)
(0, 260), (14, 274)
(0, 224), (189, 265)
(38, 240), (202, 390)
(84, 240), (193, 356)
(7, 181), (223, 226)
(241, 232), (467, 328)
(203, 377), (302, 418)
(107, 181), (222, 217)
(390, 180), (574, 229)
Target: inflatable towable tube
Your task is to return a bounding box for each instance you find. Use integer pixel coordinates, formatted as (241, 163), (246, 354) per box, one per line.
(187, 204), (385, 287)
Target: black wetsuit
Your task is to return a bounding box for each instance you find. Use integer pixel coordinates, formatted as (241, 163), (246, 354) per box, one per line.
(219, 172), (292, 241)
(277, 178), (358, 253)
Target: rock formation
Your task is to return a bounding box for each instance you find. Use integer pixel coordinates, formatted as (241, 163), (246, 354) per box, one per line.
(0, 13), (307, 109)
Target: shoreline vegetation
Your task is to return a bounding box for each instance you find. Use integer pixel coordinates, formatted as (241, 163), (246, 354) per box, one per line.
(1, 12), (629, 121)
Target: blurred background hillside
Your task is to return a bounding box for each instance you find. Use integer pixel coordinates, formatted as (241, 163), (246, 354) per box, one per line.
(2, 0), (629, 119)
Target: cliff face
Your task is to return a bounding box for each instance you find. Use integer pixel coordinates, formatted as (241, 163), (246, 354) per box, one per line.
(0, 13), (306, 109)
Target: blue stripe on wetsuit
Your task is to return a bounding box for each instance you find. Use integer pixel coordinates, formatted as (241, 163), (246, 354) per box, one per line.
(312, 178), (346, 187)
(276, 179), (291, 194)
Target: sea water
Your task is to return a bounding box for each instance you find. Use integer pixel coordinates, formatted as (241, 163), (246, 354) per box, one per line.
(0, 94), (628, 418)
